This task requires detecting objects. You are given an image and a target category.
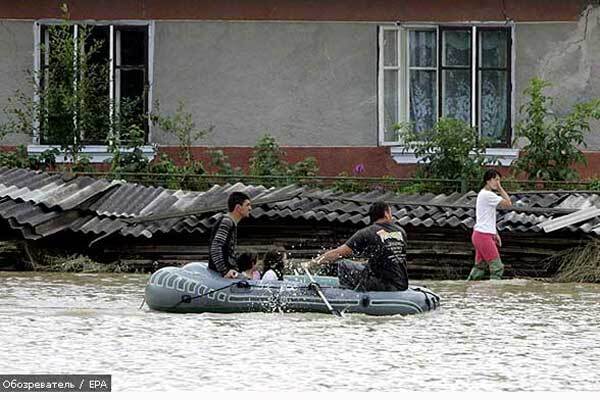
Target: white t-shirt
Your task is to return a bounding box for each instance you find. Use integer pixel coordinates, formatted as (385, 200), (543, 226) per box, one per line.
(261, 269), (279, 281)
(473, 189), (503, 234)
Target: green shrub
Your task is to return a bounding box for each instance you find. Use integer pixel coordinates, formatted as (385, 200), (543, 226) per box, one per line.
(249, 134), (288, 177)
(0, 23), (114, 167)
(0, 145), (59, 171)
(151, 100), (211, 174)
(332, 172), (369, 193)
(512, 77), (600, 180)
(248, 134), (320, 186)
(588, 178), (600, 191)
(208, 149), (243, 176)
(397, 118), (491, 191)
(288, 156), (319, 179)
(107, 123), (150, 179)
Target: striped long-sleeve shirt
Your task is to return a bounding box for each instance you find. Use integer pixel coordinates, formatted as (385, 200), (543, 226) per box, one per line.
(208, 214), (238, 275)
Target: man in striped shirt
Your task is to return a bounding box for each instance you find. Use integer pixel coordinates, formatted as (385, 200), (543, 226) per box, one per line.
(208, 192), (252, 279)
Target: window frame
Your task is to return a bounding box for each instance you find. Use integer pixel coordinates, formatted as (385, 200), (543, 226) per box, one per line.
(30, 20), (155, 162)
(378, 23), (514, 150)
(475, 26), (513, 147)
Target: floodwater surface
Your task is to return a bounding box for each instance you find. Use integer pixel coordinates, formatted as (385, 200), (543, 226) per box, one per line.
(0, 272), (599, 391)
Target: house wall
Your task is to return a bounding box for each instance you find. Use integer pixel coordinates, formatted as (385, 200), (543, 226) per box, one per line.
(154, 15), (600, 151)
(514, 7), (600, 149)
(0, 21), (34, 145)
(0, 0), (588, 22)
(2, 1), (600, 176)
(152, 21), (377, 146)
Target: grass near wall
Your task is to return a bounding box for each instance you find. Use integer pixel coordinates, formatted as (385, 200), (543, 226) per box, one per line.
(551, 240), (600, 283)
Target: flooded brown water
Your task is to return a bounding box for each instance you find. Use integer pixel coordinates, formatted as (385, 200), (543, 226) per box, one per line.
(1, 271), (599, 391)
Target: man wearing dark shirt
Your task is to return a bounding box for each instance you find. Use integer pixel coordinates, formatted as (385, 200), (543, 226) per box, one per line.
(208, 192), (252, 279)
(310, 201), (409, 291)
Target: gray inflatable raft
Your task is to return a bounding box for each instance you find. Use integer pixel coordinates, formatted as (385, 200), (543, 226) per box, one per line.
(145, 262), (440, 316)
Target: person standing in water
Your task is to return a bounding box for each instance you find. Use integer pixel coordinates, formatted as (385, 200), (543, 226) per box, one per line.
(208, 192), (252, 279)
(468, 169), (512, 280)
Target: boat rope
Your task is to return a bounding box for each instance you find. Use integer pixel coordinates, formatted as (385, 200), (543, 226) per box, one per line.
(174, 281), (251, 308)
(138, 296), (146, 310)
(412, 287), (440, 311)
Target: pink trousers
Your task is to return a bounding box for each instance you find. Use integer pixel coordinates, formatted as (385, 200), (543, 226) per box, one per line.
(471, 230), (500, 263)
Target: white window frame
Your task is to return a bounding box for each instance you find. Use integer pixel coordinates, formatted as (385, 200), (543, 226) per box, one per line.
(379, 23), (519, 165)
(30, 20), (156, 162)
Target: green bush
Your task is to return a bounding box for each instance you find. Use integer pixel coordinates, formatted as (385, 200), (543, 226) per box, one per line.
(248, 134), (319, 186)
(0, 145), (59, 171)
(397, 118), (491, 190)
(0, 23), (113, 166)
(288, 156), (319, 179)
(151, 100), (210, 174)
(249, 134), (288, 177)
(512, 77), (600, 180)
(106, 123), (150, 179)
(208, 149), (243, 176)
(588, 178), (600, 191)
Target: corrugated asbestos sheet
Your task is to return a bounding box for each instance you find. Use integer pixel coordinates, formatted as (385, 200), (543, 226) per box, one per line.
(1, 167), (599, 242)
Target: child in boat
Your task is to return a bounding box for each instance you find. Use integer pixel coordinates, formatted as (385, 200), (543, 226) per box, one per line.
(261, 247), (286, 281)
(237, 252), (260, 280)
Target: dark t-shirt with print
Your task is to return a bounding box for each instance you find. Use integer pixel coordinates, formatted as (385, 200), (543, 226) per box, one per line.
(345, 221), (409, 291)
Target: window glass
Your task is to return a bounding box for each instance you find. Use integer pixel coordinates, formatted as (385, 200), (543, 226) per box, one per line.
(442, 69), (471, 123)
(443, 30), (471, 67)
(383, 30), (397, 67)
(409, 70), (437, 133)
(384, 69), (399, 142)
(380, 26), (513, 146)
(119, 28), (146, 66)
(480, 30), (507, 68)
(37, 23), (149, 145)
(480, 70), (508, 143)
(409, 30), (436, 68)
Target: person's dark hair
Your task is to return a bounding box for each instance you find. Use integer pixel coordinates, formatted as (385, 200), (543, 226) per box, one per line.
(228, 191), (250, 212)
(483, 169), (502, 186)
(262, 247), (286, 280)
(368, 201), (391, 224)
(237, 252), (258, 272)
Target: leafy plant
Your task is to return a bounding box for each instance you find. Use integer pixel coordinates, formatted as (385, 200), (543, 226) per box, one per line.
(397, 118), (491, 190)
(107, 124), (150, 179)
(588, 178), (600, 191)
(288, 157), (319, 179)
(248, 134), (320, 186)
(512, 77), (600, 180)
(151, 100), (210, 174)
(249, 134), (288, 177)
(149, 100), (212, 190)
(145, 152), (178, 188)
(0, 145), (59, 171)
(208, 149), (243, 176)
(332, 171), (369, 193)
(0, 17), (128, 172)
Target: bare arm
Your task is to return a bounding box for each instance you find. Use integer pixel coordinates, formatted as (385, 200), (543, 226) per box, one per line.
(315, 244), (353, 265)
(497, 182), (512, 208)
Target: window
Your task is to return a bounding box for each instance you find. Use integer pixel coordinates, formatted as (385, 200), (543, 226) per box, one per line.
(35, 22), (151, 146)
(379, 25), (512, 147)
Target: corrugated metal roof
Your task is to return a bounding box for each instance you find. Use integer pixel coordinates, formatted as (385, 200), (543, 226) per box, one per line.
(538, 207), (600, 233)
(1, 167), (599, 242)
(0, 167), (119, 210)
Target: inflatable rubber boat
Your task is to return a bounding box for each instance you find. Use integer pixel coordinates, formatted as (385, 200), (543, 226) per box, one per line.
(144, 262), (440, 316)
